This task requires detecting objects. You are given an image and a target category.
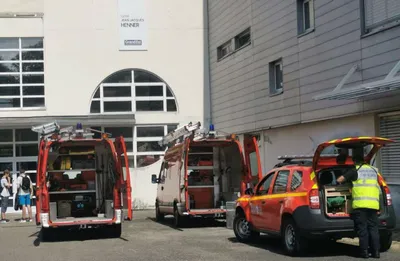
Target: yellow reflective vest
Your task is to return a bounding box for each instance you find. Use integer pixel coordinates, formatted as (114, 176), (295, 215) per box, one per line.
(352, 164), (380, 210)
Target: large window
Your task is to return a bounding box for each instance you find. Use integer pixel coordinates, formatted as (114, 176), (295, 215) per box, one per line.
(362, 0), (400, 34)
(90, 69), (177, 114)
(0, 37), (45, 109)
(0, 128), (39, 208)
(89, 124), (178, 168)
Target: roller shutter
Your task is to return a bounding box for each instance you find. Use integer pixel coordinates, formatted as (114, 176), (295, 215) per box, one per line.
(379, 114), (400, 184)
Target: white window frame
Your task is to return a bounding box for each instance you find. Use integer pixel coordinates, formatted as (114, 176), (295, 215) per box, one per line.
(269, 59), (283, 96)
(297, 0), (314, 35)
(0, 37), (45, 110)
(90, 69), (177, 114)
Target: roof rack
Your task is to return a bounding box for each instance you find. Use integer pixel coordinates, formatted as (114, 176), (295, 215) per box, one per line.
(159, 121), (202, 146)
(32, 121), (111, 141)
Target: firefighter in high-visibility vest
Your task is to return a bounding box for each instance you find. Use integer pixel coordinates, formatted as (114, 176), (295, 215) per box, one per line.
(336, 148), (380, 259)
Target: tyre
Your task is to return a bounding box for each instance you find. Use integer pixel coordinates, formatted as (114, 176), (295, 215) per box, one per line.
(173, 207), (184, 228)
(380, 231), (392, 252)
(108, 224), (122, 238)
(41, 227), (54, 242)
(282, 218), (308, 256)
(155, 204), (164, 222)
(233, 212), (260, 243)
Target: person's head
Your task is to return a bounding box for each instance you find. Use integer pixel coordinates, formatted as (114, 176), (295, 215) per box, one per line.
(19, 167), (25, 175)
(336, 149), (348, 165)
(352, 147), (365, 165)
(2, 169), (10, 178)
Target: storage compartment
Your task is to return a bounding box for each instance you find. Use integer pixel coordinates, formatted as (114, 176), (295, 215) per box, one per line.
(58, 200), (72, 218)
(187, 141), (244, 210)
(47, 142), (116, 221)
(324, 185), (352, 217)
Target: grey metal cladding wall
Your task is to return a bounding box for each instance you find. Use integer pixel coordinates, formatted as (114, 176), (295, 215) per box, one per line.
(208, 0), (400, 133)
(208, 0), (301, 133)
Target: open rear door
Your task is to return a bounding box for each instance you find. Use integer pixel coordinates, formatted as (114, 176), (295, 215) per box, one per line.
(115, 136), (132, 221)
(243, 135), (263, 187)
(35, 139), (46, 225)
(313, 136), (394, 170)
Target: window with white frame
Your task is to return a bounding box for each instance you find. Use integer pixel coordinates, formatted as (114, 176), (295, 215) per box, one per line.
(90, 69), (177, 114)
(362, 0), (400, 33)
(0, 128), (39, 208)
(297, 0), (314, 35)
(269, 59), (283, 95)
(89, 124), (178, 168)
(0, 37), (45, 109)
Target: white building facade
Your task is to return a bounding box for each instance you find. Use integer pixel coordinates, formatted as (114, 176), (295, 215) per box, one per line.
(0, 0), (208, 213)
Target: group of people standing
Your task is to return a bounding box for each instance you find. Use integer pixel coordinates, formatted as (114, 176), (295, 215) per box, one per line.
(0, 167), (34, 223)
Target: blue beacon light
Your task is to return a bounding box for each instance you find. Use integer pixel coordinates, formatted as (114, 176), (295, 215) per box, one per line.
(76, 123), (83, 130)
(209, 124), (215, 131)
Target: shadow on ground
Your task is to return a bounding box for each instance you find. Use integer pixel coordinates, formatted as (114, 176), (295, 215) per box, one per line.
(146, 215), (226, 231)
(227, 235), (361, 258)
(33, 228), (128, 247)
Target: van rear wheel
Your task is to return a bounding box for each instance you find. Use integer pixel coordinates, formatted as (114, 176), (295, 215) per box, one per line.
(174, 208), (184, 228)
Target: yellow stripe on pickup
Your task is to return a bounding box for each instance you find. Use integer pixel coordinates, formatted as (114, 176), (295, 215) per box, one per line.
(250, 192), (308, 201)
(310, 171), (315, 180)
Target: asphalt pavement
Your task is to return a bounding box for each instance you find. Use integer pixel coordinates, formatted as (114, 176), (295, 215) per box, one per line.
(0, 210), (399, 261)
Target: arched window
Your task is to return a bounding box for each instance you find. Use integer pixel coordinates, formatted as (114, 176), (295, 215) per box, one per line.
(90, 69), (177, 114)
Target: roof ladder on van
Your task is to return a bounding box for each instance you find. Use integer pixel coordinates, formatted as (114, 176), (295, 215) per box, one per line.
(31, 121), (109, 141)
(159, 121), (202, 146)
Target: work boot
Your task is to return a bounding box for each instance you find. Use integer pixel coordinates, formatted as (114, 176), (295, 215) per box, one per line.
(360, 249), (369, 258)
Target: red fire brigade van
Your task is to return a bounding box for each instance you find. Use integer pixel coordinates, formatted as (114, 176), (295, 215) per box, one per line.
(151, 122), (263, 227)
(33, 122), (132, 240)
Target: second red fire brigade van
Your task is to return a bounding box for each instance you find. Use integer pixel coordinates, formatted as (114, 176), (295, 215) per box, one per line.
(33, 121), (132, 240)
(151, 122), (263, 227)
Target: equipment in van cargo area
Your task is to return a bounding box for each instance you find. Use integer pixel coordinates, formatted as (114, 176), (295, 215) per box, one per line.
(153, 122), (263, 227)
(32, 121), (132, 239)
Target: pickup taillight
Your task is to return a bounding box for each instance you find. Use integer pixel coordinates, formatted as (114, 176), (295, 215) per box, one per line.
(309, 189), (320, 209)
(384, 186), (392, 206)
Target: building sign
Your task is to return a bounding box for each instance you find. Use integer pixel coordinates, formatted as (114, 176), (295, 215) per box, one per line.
(118, 0), (147, 51)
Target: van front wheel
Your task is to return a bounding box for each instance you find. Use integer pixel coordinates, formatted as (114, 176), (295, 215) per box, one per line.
(155, 205), (164, 222)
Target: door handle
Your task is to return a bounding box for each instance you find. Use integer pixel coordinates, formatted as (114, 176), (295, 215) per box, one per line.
(161, 186), (164, 190)
(261, 201), (266, 204)
(279, 200), (284, 204)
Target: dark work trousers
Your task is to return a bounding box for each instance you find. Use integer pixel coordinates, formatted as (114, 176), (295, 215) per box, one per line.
(351, 208), (380, 253)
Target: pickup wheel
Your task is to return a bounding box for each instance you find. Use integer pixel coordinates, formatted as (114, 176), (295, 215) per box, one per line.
(155, 205), (164, 222)
(233, 213), (259, 243)
(380, 231), (393, 252)
(282, 218), (308, 256)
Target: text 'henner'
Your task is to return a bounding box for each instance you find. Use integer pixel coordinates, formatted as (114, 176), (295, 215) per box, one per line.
(121, 23), (140, 27)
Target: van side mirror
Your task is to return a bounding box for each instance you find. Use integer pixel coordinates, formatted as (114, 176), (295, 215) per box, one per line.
(151, 174), (158, 184)
(245, 188), (254, 195)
